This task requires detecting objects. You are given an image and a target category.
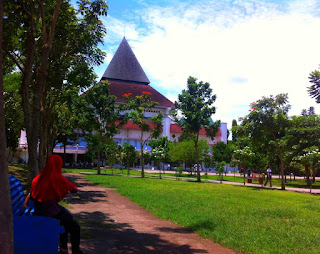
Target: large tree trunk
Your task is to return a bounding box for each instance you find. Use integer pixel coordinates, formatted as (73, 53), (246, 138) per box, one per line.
(21, 16), (39, 186)
(21, 1), (61, 185)
(34, 0), (61, 172)
(39, 78), (63, 169)
(0, 0), (14, 251)
(305, 165), (311, 187)
(39, 112), (48, 170)
(39, 107), (54, 169)
(47, 129), (55, 158)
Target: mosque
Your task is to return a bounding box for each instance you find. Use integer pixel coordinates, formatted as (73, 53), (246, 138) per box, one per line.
(101, 37), (227, 151)
(18, 37), (227, 165)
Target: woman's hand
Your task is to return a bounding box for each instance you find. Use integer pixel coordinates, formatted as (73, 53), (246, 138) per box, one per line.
(23, 193), (30, 209)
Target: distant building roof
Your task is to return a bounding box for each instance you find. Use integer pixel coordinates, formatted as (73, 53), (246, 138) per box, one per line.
(170, 124), (222, 136)
(122, 120), (156, 130)
(101, 37), (150, 85)
(100, 37), (174, 108)
(107, 80), (174, 108)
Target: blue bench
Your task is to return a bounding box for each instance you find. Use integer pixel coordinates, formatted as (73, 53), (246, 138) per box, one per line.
(10, 175), (64, 254)
(10, 175), (34, 216)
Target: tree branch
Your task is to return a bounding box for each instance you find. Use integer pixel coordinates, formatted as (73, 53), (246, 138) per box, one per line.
(18, 0), (32, 19)
(39, 0), (47, 43)
(3, 49), (24, 72)
(47, 0), (61, 48)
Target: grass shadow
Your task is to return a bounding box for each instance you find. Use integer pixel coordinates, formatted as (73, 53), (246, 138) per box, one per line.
(187, 220), (217, 233)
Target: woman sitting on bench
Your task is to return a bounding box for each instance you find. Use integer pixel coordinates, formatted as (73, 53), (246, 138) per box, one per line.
(24, 154), (83, 254)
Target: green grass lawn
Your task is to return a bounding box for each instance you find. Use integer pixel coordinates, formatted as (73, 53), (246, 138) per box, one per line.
(183, 173), (320, 189)
(63, 167), (320, 190)
(11, 165), (319, 191)
(84, 174), (320, 254)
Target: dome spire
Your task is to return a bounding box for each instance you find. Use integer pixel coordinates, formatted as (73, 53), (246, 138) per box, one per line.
(102, 37), (150, 85)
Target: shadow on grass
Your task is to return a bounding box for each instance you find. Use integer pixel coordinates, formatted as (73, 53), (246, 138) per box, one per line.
(187, 220), (218, 233)
(245, 186), (278, 192)
(285, 183), (320, 189)
(228, 184), (277, 192)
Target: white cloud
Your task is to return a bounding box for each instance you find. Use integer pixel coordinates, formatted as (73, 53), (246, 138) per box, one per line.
(101, 15), (140, 42)
(101, 0), (320, 130)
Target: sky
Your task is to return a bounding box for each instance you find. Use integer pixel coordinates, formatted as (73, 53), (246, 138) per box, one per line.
(94, 0), (320, 130)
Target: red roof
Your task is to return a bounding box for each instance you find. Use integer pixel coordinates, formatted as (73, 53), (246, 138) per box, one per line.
(170, 124), (221, 136)
(122, 120), (157, 130)
(107, 80), (174, 108)
(170, 124), (183, 133)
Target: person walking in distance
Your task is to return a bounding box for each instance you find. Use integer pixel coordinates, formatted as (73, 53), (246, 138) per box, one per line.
(264, 167), (272, 187)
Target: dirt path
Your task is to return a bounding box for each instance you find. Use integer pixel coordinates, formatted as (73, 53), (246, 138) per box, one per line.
(64, 174), (237, 254)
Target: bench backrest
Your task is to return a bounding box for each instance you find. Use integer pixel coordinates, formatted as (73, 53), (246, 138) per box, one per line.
(252, 173), (261, 178)
(9, 175), (34, 217)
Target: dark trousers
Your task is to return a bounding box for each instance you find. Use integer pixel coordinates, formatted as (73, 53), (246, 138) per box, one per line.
(264, 176), (272, 187)
(55, 206), (81, 254)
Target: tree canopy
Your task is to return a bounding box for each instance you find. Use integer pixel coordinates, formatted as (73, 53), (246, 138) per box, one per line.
(169, 138), (209, 167)
(172, 76), (220, 182)
(284, 115), (320, 186)
(308, 68), (320, 103)
(237, 94), (290, 189)
(3, 0), (108, 183)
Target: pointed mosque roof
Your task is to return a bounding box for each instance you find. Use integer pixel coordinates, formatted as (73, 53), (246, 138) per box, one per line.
(102, 37), (150, 85)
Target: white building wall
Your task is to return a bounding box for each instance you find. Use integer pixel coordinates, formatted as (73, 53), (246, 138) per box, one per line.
(162, 116), (171, 137)
(169, 122), (227, 144)
(220, 122), (228, 143)
(17, 110), (228, 161)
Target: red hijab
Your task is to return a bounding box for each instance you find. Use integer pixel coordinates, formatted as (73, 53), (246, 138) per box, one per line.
(31, 155), (77, 202)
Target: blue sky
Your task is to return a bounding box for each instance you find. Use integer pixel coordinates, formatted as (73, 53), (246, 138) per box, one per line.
(94, 0), (320, 130)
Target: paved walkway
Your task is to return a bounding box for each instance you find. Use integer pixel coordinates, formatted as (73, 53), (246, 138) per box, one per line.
(65, 174), (237, 254)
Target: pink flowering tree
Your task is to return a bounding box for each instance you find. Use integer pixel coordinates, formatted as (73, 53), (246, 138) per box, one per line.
(124, 91), (163, 178)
